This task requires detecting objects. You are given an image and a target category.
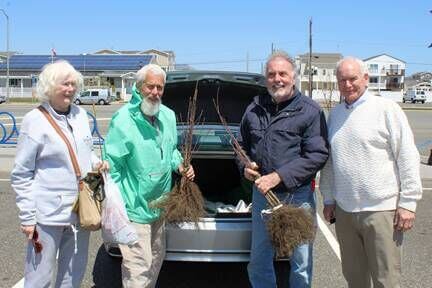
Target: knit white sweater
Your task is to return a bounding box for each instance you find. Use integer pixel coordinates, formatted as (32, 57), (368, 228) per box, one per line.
(319, 92), (422, 212)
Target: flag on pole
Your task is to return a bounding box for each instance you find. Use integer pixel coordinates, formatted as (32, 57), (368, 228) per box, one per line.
(428, 43), (432, 48)
(51, 48), (57, 57)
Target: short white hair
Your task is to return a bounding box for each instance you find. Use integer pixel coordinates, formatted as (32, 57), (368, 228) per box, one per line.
(336, 57), (368, 76)
(136, 64), (166, 91)
(36, 60), (83, 102)
(265, 50), (297, 78)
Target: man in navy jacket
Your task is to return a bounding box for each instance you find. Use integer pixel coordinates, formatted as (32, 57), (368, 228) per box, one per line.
(239, 50), (329, 288)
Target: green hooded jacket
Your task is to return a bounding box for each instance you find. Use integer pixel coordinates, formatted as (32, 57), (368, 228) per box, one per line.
(104, 85), (183, 224)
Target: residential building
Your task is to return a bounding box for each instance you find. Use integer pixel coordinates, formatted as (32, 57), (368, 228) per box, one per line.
(93, 49), (176, 71)
(295, 53), (342, 102)
(364, 54), (405, 93)
(0, 54), (155, 99)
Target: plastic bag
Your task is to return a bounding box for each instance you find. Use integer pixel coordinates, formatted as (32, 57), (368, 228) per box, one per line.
(101, 173), (138, 245)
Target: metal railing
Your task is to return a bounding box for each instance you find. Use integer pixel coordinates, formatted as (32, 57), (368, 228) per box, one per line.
(0, 111), (104, 145)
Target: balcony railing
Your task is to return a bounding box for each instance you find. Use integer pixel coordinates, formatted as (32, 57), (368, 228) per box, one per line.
(368, 68), (405, 76)
(386, 83), (404, 90)
(385, 69), (405, 76)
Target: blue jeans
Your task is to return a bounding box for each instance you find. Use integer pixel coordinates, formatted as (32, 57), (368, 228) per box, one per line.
(248, 185), (316, 288)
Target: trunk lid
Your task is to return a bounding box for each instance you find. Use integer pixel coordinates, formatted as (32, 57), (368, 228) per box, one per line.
(163, 71), (266, 124)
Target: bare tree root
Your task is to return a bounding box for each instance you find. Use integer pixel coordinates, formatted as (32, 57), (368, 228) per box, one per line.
(157, 176), (205, 225)
(266, 205), (315, 258)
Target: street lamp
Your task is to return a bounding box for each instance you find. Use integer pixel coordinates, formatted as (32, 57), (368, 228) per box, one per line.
(0, 9), (9, 101)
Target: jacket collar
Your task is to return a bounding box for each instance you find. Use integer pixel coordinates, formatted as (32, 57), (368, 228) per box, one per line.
(254, 89), (302, 113)
(128, 83), (161, 127)
(41, 101), (78, 121)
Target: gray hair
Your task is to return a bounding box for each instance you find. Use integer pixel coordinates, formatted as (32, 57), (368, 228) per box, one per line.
(265, 50), (297, 78)
(336, 57), (368, 76)
(36, 60), (83, 103)
(136, 64), (166, 91)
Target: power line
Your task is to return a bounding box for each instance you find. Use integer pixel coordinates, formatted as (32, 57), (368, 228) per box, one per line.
(185, 58), (266, 66)
(315, 38), (429, 48)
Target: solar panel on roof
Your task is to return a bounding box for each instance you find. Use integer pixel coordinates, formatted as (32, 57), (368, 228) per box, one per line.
(0, 55), (153, 71)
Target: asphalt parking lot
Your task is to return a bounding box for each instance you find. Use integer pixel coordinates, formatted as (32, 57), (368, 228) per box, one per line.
(1, 103), (432, 287)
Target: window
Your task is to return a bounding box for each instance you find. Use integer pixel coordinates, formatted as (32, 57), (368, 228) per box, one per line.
(91, 91), (99, 96)
(81, 91), (90, 97)
(9, 79), (21, 87)
(368, 64), (378, 73)
(369, 77), (378, 83)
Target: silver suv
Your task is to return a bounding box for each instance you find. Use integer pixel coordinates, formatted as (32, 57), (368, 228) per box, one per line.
(74, 88), (113, 105)
(96, 71), (289, 287)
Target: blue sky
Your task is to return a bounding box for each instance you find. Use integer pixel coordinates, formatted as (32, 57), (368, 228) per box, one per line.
(0, 0), (431, 75)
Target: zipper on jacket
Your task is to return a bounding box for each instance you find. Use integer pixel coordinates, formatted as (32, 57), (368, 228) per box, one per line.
(150, 116), (163, 160)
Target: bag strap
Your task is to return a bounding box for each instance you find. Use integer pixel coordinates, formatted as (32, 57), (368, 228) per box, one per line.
(38, 106), (82, 179)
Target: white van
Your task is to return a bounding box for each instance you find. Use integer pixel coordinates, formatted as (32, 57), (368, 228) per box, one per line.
(403, 90), (426, 104)
(74, 88), (113, 105)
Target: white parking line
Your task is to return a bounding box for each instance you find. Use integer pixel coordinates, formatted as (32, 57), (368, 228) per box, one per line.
(317, 213), (341, 261)
(11, 278), (24, 288)
(0, 179), (10, 182)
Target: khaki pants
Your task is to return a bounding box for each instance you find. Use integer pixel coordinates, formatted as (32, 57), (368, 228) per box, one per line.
(119, 220), (166, 288)
(335, 206), (403, 288)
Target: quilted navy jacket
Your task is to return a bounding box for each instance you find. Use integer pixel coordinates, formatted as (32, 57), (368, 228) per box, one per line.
(238, 89), (329, 193)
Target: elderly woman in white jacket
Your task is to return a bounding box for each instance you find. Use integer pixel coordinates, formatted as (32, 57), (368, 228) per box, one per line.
(11, 60), (108, 288)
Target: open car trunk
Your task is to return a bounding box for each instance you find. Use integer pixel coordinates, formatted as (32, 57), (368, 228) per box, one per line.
(163, 71), (266, 217)
(187, 155), (253, 217)
(163, 71), (266, 262)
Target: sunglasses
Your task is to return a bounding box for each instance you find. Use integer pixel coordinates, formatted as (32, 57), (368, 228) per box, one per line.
(83, 172), (105, 202)
(32, 229), (43, 254)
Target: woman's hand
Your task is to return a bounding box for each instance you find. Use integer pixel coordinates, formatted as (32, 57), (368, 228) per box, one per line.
(21, 225), (35, 240)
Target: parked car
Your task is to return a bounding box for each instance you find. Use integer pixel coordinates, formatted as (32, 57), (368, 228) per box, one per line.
(0, 94), (6, 104)
(74, 88), (113, 105)
(403, 90), (426, 104)
(98, 71), (290, 287)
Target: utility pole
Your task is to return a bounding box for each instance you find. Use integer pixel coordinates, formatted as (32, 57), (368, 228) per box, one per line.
(429, 10), (432, 48)
(246, 51), (249, 72)
(0, 9), (9, 101)
(308, 18), (313, 98)
(271, 43), (274, 54)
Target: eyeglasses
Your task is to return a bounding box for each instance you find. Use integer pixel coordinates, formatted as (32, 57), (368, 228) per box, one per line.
(32, 229), (43, 254)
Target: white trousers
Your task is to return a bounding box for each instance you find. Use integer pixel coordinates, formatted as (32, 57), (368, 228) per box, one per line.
(24, 223), (90, 288)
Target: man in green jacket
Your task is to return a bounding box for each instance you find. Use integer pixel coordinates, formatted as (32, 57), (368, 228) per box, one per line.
(104, 64), (195, 287)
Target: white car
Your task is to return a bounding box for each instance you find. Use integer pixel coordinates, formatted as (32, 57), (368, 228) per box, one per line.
(403, 90), (426, 104)
(74, 88), (113, 105)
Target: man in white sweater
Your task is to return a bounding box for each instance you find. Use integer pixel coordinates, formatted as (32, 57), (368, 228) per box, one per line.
(319, 57), (422, 288)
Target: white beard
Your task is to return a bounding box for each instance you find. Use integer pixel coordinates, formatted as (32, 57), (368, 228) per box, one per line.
(268, 85), (293, 102)
(140, 96), (160, 116)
